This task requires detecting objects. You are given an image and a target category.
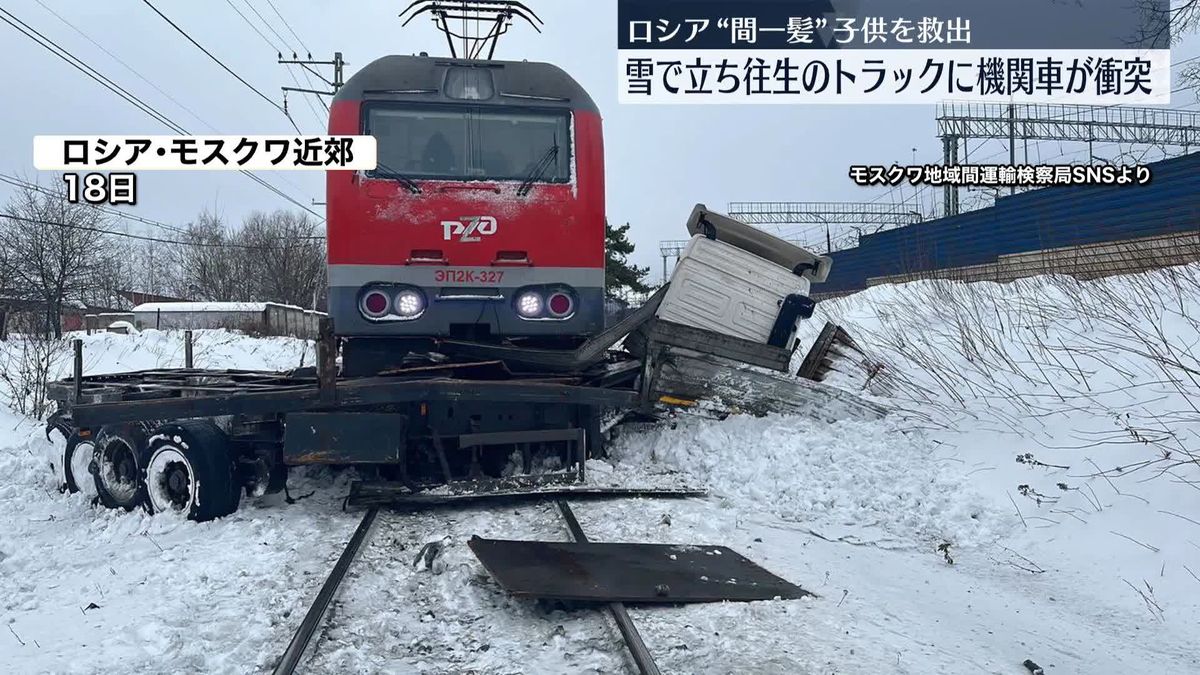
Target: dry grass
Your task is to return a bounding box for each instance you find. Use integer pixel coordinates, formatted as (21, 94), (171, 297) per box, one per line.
(815, 259), (1200, 485)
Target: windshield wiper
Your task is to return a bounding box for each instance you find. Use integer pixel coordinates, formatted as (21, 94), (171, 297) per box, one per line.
(516, 139), (559, 197)
(371, 159), (422, 194)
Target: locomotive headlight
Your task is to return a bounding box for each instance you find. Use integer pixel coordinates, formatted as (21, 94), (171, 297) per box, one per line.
(394, 289), (425, 317)
(444, 67), (495, 100)
(516, 291), (543, 318)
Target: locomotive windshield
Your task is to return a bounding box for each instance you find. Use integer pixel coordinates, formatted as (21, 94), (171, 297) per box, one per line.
(365, 104), (571, 183)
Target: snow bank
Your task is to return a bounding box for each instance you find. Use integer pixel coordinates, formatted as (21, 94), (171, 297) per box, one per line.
(72, 327), (314, 376)
(610, 414), (1006, 548)
(799, 265), (1200, 440)
(798, 263), (1200, 626)
(0, 328), (315, 425)
(0, 411), (361, 673)
(0, 330), (334, 673)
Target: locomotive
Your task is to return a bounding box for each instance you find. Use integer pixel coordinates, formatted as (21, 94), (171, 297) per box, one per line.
(326, 54), (606, 373)
(45, 4), (847, 525)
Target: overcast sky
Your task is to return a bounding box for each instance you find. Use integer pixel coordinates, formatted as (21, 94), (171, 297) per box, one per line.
(1, 1), (1197, 281)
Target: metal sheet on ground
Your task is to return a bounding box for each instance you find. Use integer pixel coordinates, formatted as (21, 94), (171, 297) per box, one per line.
(468, 537), (812, 603)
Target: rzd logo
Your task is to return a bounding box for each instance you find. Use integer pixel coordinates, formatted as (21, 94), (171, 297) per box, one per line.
(441, 216), (497, 243)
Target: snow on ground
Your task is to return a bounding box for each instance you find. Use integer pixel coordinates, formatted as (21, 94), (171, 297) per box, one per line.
(2, 264), (1200, 675)
(68, 327), (315, 376)
(0, 330), (338, 674)
(611, 413), (1006, 547)
(798, 265), (1200, 640)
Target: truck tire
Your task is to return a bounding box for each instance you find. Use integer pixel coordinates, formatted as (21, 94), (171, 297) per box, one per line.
(60, 431), (98, 498)
(142, 420), (241, 522)
(92, 424), (149, 511)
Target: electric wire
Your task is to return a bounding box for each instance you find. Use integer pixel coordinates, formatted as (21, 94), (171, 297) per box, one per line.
(139, 0), (303, 134)
(0, 211), (323, 250)
(222, 0), (326, 128)
(30, 0), (220, 134)
(0, 4), (321, 218)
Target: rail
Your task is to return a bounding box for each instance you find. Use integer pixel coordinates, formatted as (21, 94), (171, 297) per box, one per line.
(272, 507), (379, 675)
(272, 501), (664, 675)
(557, 500), (661, 675)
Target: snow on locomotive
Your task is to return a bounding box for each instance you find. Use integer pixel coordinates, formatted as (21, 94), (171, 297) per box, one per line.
(325, 54), (605, 373)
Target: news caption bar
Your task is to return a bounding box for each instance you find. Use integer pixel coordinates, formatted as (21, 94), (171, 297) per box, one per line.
(616, 0), (1173, 104)
(33, 135), (378, 171)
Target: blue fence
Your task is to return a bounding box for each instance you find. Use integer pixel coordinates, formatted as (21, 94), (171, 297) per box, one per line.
(822, 152), (1200, 295)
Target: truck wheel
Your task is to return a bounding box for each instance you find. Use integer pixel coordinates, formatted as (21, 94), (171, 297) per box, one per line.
(143, 421), (241, 522)
(60, 431), (98, 498)
(92, 424), (149, 511)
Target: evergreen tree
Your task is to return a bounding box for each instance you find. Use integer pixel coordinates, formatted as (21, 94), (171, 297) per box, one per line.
(605, 220), (651, 299)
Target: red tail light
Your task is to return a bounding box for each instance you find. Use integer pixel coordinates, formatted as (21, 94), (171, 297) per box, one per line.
(361, 290), (390, 318)
(547, 292), (574, 317)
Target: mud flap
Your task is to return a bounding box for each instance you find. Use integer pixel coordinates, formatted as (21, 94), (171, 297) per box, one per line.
(45, 408), (72, 441)
(283, 412), (407, 464)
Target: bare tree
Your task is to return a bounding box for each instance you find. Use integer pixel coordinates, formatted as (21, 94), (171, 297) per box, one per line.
(130, 237), (175, 298)
(0, 180), (111, 337)
(240, 210), (327, 308)
(0, 312), (68, 418)
(1134, 0), (1200, 44)
(1170, 1), (1200, 97)
(166, 211), (251, 302)
(0, 228), (15, 338)
(165, 209), (327, 308)
(1135, 0), (1200, 95)
(82, 233), (141, 310)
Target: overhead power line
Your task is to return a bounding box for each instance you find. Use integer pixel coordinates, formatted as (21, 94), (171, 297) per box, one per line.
(0, 4), (321, 218)
(240, 0), (296, 55)
(223, 0), (284, 53)
(30, 0), (219, 134)
(139, 0), (302, 134)
(0, 7), (185, 132)
(0, 173), (330, 248)
(263, 0), (312, 55)
(246, 0), (330, 114)
(0, 172), (187, 234)
(222, 0), (326, 126)
(28, 0), (312, 195)
(0, 211), (324, 250)
(854, 56), (1200, 213)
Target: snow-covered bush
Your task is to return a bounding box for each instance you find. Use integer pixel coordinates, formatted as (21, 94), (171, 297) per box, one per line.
(0, 315), (69, 419)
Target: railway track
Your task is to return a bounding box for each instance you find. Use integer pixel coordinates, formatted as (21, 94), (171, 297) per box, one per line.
(271, 500), (662, 675)
(273, 507), (381, 675)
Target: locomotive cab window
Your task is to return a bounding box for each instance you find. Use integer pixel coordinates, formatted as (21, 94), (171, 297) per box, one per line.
(364, 104), (571, 183)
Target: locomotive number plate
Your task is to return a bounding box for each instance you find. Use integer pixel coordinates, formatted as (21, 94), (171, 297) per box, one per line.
(433, 269), (506, 284)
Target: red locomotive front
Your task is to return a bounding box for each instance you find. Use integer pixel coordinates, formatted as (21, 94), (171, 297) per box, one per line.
(326, 55), (605, 363)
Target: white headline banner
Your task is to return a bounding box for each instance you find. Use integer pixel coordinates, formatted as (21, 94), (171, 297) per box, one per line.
(618, 49), (1171, 104)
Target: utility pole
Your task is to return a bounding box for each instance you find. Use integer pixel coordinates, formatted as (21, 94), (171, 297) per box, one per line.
(1008, 103), (1016, 196)
(279, 52), (346, 101)
(942, 135), (959, 217)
